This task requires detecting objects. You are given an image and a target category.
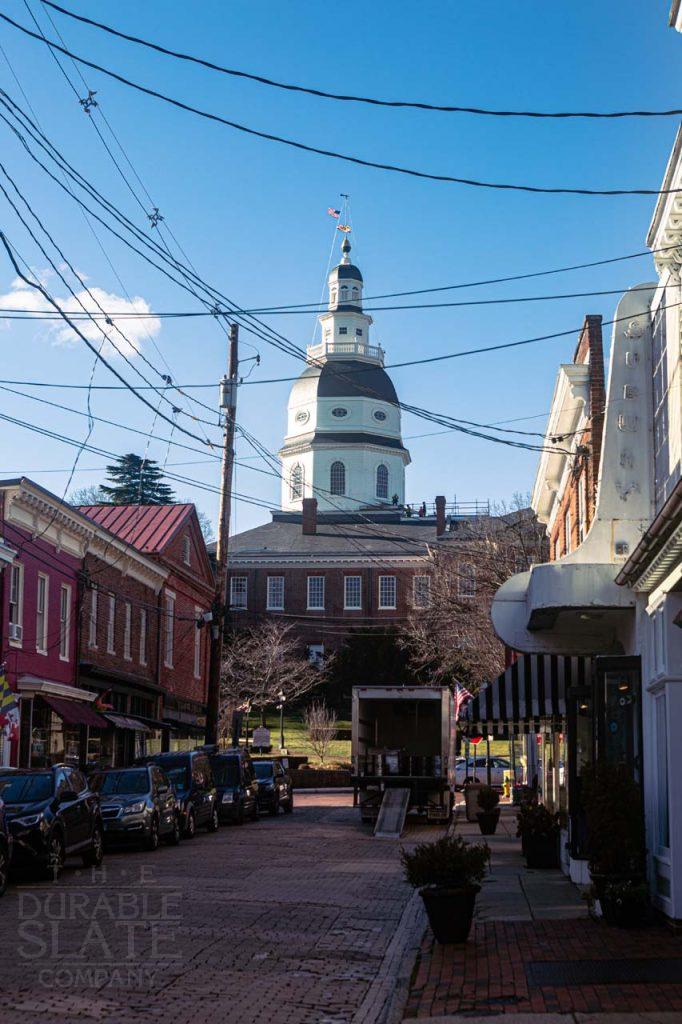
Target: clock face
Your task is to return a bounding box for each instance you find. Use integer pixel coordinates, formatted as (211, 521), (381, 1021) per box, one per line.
(373, 409), (387, 422)
(331, 407), (348, 418)
(295, 410), (310, 424)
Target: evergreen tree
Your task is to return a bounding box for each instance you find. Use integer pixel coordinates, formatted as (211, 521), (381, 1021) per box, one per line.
(100, 454), (175, 505)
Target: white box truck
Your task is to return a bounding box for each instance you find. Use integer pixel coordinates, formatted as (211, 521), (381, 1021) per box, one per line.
(351, 685), (455, 835)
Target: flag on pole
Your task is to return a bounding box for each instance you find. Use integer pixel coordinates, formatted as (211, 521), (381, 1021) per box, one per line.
(327, 207), (340, 218)
(454, 683), (473, 721)
(337, 224), (351, 233)
(0, 666), (19, 744)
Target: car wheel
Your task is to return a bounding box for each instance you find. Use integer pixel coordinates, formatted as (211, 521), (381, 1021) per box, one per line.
(269, 795), (280, 817)
(206, 805), (220, 833)
(166, 814), (181, 846)
(44, 831), (65, 881)
(283, 793), (294, 814)
(0, 843), (8, 897)
(146, 816), (160, 852)
(184, 809), (196, 839)
(83, 824), (104, 868)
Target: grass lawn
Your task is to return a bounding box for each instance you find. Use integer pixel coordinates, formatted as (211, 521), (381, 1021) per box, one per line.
(256, 709), (351, 767)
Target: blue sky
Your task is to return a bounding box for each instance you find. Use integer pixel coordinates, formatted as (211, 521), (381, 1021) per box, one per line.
(0, 0), (679, 533)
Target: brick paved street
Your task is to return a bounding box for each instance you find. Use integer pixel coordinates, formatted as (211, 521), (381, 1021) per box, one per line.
(0, 793), (436, 1024)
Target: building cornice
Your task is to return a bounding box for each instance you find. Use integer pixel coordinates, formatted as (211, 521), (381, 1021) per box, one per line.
(228, 552), (429, 569)
(647, 126), (682, 272)
(531, 363), (590, 523)
(615, 477), (682, 592)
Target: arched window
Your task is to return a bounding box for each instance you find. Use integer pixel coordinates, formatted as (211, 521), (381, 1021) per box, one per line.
(376, 464), (389, 499)
(290, 463), (304, 500)
(330, 461), (346, 496)
(351, 286), (359, 301)
(340, 285), (348, 302)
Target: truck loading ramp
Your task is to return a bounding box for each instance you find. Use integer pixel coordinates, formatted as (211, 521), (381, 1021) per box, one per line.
(374, 787), (411, 839)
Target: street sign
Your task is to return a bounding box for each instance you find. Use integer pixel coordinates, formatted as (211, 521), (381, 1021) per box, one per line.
(252, 727), (271, 748)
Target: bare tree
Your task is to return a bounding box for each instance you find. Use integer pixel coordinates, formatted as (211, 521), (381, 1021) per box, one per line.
(219, 620), (328, 739)
(401, 498), (547, 691)
(69, 484), (109, 505)
(303, 701), (338, 765)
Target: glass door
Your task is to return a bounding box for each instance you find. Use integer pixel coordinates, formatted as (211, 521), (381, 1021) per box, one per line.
(595, 657), (642, 782)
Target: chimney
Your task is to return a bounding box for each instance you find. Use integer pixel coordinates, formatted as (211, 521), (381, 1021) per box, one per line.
(435, 495), (446, 538)
(302, 497), (318, 535)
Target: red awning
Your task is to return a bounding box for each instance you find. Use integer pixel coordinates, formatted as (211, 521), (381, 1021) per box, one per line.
(41, 694), (108, 729)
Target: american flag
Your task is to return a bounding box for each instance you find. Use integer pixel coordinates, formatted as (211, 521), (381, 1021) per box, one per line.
(454, 683), (473, 720)
(327, 207), (340, 218)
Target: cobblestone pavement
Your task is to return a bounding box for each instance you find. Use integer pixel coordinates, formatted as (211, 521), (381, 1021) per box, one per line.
(404, 810), (682, 1020)
(0, 793), (437, 1024)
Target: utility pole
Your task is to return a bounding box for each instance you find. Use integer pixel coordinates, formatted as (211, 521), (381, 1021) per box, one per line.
(205, 322), (239, 746)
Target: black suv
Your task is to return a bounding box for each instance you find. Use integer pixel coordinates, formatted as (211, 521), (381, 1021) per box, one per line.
(90, 766), (181, 850)
(137, 752), (219, 837)
(207, 747), (259, 825)
(0, 791), (13, 896)
(0, 765), (104, 879)
(253, 758), (294, 816)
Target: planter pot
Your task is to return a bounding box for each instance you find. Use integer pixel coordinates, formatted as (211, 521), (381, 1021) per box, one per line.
(419, 884), (480, 944)
(600, 893), (650, 929)
(590, 872), (643, 903)
(524, 833), (559, 869)
(477, 808), (501, 836)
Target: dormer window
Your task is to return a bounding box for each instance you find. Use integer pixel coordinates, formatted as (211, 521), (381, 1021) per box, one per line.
(182, 535), (191, 566)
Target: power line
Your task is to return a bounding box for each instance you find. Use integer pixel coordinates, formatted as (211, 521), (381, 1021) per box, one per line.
(3, 12), (681, 197)
(41, 1), (682, 121)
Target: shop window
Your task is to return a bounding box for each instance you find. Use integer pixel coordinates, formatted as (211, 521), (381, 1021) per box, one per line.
(8, 562), (23, 644)
(267, 576), (285, 611)
(307, 576), (325, 610)
(344, 575), (361, 610)
(378, 575), (396, 609)
(36, 574), (49, 654)
(59, 584), (71, 661)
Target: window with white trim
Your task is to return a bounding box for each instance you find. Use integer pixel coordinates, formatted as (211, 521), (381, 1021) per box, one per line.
(577, 476), (586, 543)
(59, 583), (71, 661)
(376, 464), (389, 499)
(107, 594), (116, 654)
(164, 592), (175, 668)
(458, 564), (476, 600)
(8, 563), (23, 644)
(413, 575), (431, 608)
(139, 608), (147, 665)
(378, 575), (396, 609)
(123, 602), (132, 661)
(88, 587), (98, 648)
(267, 576), (284, 611)
(307, 576), (325, 610)
(564, 508), (572, 554)
(230, 576), (248, 609)
(36, 573), (49, 654)
(330, 461), (346, 496)
(344, 575), (361, 610)
(194, 606), (202, 679)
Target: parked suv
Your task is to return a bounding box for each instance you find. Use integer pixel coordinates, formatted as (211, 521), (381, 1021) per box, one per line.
(253, 758), (294, 816)
(0, 766), (104, 879)
(206, 747), (259, 825)
(137, 752), (219, 837)
(90, 766), (181, 849)
(0, 791), (13, 896)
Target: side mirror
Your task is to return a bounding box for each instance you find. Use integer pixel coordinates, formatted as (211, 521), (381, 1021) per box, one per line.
(58, 789), (79, 803)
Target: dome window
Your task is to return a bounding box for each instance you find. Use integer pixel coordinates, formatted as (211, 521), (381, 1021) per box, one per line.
(290, 464), (304, 500)
(331, 407), (348, 418)
(330, 461), (346, 496)
(376, 464), (389, 499)
(373, 410), (387, 422)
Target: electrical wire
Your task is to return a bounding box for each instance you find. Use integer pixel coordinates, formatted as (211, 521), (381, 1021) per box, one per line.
(2, 12), (681, 197)
(41, 1), (682, 121)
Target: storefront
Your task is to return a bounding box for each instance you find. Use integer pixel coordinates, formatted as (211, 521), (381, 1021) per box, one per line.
(16, 678), (109, 769)
(163, 697), (207, 752)
(80, 672), (166, 768)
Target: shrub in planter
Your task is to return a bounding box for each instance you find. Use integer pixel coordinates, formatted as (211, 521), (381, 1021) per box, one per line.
(476, 785), (501, 836)
(401, 835), (490, 944)
(581, 761), (646, 898)
(600, 878), (651, 929)
(516, 803), (561, 869)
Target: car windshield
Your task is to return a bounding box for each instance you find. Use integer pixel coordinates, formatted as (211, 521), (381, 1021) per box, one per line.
(253, 762), (273, 780)
(158, 763), (190, 791)
(91, 770), (149, 796)
(0, 773), (53, 803)
(211, 759), (240, 786)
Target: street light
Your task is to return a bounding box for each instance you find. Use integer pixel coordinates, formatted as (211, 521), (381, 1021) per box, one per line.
(278, 689), (286, 751)
(244, 700), (252, 750)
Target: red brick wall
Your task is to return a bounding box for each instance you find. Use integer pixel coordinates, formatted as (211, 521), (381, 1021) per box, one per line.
(158, 576), (210, 703)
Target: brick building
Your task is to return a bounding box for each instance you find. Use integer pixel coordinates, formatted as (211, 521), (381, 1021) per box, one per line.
(531, 315), (605, 560)
(78, 504), (215, 750)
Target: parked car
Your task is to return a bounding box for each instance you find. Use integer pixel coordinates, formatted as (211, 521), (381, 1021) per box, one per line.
(0, 765), (104, 879)
(207, 748), (259, 825)
(137, 751), (219, 837)
(455, 756), (511, 790)
(0, 793), (13, 897)
(253, 758), (294, 816)
(90, 766), (181, 849)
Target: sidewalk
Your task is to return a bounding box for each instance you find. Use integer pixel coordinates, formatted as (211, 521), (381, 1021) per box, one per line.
(403, 807), (682, 1021)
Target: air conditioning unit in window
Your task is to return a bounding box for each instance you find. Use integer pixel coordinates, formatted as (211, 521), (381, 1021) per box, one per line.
(8, 623), (22, 641)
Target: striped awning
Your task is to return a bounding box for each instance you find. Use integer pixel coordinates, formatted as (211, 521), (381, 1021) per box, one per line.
(464, 654), (592, 735)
